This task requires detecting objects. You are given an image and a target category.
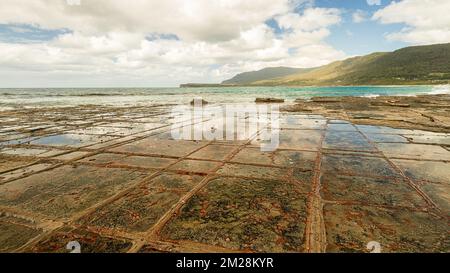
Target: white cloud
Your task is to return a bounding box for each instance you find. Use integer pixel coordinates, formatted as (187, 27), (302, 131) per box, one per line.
(0, 0), (345, 86)
(373, 0), (450, 44)
(0, 0), (293, 42)
(276, 8), (342, 31)
(367, 0), (381, 6)
(352, 10), (367, 23)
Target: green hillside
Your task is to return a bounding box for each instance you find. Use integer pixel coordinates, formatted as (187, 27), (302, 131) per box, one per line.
(221, 67), (313, 85)
(230, 43), (450, 86)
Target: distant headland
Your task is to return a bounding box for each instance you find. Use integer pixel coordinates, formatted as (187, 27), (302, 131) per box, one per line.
(181, 43), (450, 88)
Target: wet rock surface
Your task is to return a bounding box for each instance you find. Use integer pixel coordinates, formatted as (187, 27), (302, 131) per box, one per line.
(255, 98), (285, 103)
(0, 100), (448, 253)
(161, 177), (308, 253)
(284, 94), (450, 133)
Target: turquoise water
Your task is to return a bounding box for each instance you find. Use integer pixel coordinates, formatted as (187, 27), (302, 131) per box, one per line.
(0, 85), (448, 109)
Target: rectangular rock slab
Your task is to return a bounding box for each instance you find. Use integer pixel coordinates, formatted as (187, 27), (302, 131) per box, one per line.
(321, 174), (427, 208)
(0, 215), (43, 252)
(324, 204), (449, 253)
(377, 143), (450, 160)
(324, 131), (376, 152)
(161, 177), (309, 253)
(26, 227), (132, 253)
(0, 165), (147, 220)
(392, 159), (450, 184)
(231, 147), (316, 170)
(78, 173), (204, 233)
(187, 144), (236, 161)
(322, 155), (400, 178)
(110, 138), (205, 158)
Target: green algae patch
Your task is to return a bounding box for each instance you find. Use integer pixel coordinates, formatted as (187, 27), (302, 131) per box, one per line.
(0, 215), (42, 252)
(28, 227), (132, 253)
(79, 173), (204, 233)
(324, 204), (449, 253)
(161, 177), (308, 252)
(321, 174), (427, 208)
(322, 154), (400, 178)
(0, 165), (146, 219)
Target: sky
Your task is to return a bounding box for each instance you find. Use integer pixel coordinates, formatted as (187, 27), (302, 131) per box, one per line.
(0, 0), (449, 87)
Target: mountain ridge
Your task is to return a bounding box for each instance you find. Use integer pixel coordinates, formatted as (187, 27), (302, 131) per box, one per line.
(221, 67), (314, 85)
(220, 43), (450, 86)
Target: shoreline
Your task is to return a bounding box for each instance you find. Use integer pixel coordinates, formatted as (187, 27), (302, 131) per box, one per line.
(1, 93), (449, 135)
(1, 86), (449, 111)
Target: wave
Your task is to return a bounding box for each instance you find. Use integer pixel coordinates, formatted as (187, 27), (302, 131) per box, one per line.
(1, 93), (23, 96)
(427, 85), (450, 95)
(360, 94), (380, 98)
(69, 93), (131, 97)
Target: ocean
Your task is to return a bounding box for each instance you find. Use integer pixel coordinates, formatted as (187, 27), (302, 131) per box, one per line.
(1, 85), (449, 110)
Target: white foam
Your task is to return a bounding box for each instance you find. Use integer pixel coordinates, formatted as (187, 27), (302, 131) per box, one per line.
(428, 85), (450, 95)
(361, 94), (379, 98)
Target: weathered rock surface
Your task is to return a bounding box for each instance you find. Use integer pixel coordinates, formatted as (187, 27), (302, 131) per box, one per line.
(283, 94), (450, 133)
(256, 98), (285, 103)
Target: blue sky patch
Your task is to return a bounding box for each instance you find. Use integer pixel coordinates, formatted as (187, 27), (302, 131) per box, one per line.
(0, 24), (71, 44)
(146, 33), (180, 41)
(285, 0), (409, 56)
